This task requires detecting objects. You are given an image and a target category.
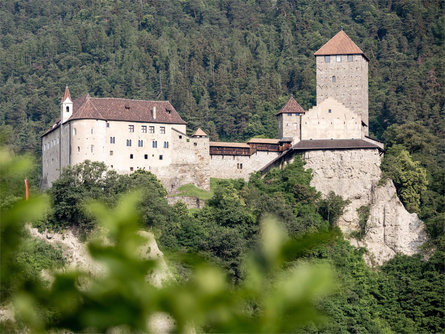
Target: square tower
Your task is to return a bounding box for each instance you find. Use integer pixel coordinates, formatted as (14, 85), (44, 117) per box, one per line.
(276, 97), (305, 142)
(314, 31), (369, 135)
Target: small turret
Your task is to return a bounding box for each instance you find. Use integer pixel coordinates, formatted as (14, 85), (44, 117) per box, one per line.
(61, 86), (73, 124)
(192, 128), (208, 138)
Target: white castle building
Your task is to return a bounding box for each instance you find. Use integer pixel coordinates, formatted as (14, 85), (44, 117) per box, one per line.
(42, 31), (383, 191)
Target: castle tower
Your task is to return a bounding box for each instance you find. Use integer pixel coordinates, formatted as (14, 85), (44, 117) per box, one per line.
(276, 97), (305, 142)
(61, 86), (73, 124)
(314, 31), (369, 135)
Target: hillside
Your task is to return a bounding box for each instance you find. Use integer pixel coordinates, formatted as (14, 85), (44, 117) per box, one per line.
(0, 0), (443, 154)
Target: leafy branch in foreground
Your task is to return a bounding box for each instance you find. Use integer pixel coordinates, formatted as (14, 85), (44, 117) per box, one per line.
(7, 188), (336, 333)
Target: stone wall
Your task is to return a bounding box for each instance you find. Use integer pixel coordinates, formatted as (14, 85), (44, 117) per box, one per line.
(278, 113), (303, 142)
(301, 148), (426, 265)
(209, 150), (281, 180)
(316, 54), (368, 131)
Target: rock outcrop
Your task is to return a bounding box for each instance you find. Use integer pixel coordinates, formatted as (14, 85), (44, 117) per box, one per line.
(302, 149), (427, 265)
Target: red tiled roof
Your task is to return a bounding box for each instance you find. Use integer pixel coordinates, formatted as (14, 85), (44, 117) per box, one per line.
(61, 86), (71, 102)
(276, 97), (306, 115)
(43, 93), (187, 137)
(314, 31), (368, 60)
(69, 96), (186, 124)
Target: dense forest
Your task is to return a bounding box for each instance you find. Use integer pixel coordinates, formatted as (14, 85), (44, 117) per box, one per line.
(1, 0), (444, 333)
(0, 0), (443, 152)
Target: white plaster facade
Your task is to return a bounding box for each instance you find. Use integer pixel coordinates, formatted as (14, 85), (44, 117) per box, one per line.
(301, 97), (362, 140)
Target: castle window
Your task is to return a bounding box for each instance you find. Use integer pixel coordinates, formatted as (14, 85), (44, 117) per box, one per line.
(332, 76), (336, 83)
(336, 55), (342, 62)
(130, 154), (134, 159)
(328, 109), (332, 113)
(179, 135), (182, 139)
(149, 126), (155, 134)
(129, 125), (134, 132)
(160, 126), (165, 134)
(66, 106), (70, 113)
(194, 142), (197, 146)
(106, 122), (110, 128)
(126, 139), (132, 146)
(111, 165), (113, 168)
(138, 140), (143, 147)
(159, 155), (163, 160)
(237, 163), (243, 169)
(144, 154), (148, 159)
(141, 125), (147, 133)
(288, 113), (292, 116)
(110, 136), (115, 144)
(110, 151), (113, 156)
(91, 128), (94, 134)
(348, 55), (353, 62)
(73, 128), (77, 135)
(77, 146), (80, 152)
(324, 56), (330, 63)
(164, 141), (169, 148)
(152, 141), (157, 148)
(90, 145), (94, 153)
(130, 167), (134, 171)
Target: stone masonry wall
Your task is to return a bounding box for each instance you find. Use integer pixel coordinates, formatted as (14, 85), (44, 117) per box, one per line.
(209, 150), (281, 180)
(316, 54), (368, 131)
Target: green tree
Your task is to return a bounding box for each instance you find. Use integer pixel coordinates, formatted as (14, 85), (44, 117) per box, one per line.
(381, 145), (428, 213)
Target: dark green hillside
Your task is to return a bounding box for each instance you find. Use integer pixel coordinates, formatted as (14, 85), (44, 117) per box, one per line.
(0, 0), (443, 153)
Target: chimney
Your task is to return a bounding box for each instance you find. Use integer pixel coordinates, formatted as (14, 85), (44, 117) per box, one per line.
(152, 106), (156, 120)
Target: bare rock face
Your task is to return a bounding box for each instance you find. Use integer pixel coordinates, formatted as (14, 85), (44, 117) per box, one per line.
(358, 180), (427, 266)
(303, 149), (427, 266)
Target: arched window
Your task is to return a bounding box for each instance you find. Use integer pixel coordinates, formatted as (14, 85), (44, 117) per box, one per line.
(66, 106), (70, 113)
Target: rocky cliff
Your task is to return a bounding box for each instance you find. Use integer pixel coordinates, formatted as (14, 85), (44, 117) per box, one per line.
(303, 149), (427, 266)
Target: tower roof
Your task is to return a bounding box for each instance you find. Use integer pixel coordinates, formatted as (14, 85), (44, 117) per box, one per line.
(61, 86), (72, 103)
(314, 31), (368, 61)
(192, 128), (208, 137)
(276, 97), (306, 115)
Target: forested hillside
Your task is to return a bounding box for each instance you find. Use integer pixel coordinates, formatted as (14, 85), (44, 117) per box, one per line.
(0, 0), (443, 154)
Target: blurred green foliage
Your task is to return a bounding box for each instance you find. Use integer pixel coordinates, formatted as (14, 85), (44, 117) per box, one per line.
(3, 156), (337, 332)
(1, 147), (444, 333)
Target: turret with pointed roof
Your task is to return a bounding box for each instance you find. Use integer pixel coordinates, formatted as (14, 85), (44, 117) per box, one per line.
(61, 86), (73, 124)
(315, 31), (369, 135)
(277, 97), (306, 141)
(192, 128), (208, 137)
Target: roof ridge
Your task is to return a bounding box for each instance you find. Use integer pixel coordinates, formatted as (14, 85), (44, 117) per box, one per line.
(90, 97), (171, 103)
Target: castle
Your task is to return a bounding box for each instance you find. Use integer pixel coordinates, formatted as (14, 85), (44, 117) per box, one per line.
(41, 31), (383, 191)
